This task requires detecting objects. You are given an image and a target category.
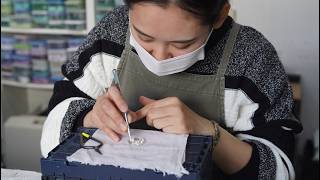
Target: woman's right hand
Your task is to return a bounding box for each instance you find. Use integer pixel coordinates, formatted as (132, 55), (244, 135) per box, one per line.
(83, 86), (134, 142)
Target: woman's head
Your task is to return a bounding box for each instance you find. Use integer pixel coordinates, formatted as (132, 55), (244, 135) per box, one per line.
(125, 0), (229, 26)
(125, 0), (230, 60)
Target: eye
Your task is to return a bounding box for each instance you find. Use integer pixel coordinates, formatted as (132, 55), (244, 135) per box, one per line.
(172, 43), (192, 50)
(138, 35), (153, 42)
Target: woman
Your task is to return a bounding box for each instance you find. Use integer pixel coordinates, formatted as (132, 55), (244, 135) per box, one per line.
(41, 0), (302, 179)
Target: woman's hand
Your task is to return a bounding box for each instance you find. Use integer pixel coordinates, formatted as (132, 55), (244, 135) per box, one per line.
(136, 96), (253, 175)
(83, 86), (135, 142)
(135, 96), (213, 135)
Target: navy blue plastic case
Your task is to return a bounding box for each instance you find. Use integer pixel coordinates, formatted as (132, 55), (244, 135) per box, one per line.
(41, 128), (213, 180)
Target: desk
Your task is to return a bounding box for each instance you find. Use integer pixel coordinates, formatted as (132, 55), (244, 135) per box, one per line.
(1, 168), (41, 180)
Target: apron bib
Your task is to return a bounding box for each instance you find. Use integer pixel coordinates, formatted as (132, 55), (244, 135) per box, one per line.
(116, 23), (240, 130)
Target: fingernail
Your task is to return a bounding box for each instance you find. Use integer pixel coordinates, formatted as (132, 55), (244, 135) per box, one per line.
(121, 105), (128, 112)
(127, 114), (132, 123)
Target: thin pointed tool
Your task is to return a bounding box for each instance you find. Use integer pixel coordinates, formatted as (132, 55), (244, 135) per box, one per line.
(112, 69), (133, 142)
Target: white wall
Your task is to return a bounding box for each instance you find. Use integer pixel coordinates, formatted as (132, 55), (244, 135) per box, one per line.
(229, 0), (319, 153)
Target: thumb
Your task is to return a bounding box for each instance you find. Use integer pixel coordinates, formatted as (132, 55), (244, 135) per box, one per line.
(139, 96), (156, 106)
(131, 96), (156, 123)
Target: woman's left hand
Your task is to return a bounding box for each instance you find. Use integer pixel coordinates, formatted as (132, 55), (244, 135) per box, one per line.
(134, 96), (213, 135)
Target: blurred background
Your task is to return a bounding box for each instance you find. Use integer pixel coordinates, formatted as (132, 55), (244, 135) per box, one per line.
(1, 0), (318, 179)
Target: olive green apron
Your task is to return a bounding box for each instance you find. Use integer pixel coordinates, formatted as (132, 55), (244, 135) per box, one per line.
(116, 22), (240, 130)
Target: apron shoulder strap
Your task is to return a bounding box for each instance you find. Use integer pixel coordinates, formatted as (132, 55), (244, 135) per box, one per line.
(217, 22), (241, 76)
(124, 28), (132, 53)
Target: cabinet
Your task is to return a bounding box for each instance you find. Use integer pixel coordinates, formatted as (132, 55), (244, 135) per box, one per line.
(1, 0), (96, 119)
(1, 0), (124, 171)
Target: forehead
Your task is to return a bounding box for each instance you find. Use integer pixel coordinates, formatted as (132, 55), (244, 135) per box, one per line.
(129, 3), (207, 40)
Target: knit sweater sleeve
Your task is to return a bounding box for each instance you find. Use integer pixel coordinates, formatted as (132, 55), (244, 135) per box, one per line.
(40, 6), (129, 158)
(227, 126), (295, 180)
(220, 26), (302, 180)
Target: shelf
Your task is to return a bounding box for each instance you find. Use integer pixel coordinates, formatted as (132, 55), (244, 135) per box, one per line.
(1, 27), (88, 36)
(1, 80), (54, 90)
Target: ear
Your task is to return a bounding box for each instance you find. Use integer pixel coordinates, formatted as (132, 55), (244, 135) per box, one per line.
(213, 3), (231, 30)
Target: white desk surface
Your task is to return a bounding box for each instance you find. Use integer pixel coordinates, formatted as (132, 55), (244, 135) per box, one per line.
(1, 168), (41, 180)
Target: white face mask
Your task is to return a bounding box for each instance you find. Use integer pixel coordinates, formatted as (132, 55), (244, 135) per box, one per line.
(129, 28), (213, 76)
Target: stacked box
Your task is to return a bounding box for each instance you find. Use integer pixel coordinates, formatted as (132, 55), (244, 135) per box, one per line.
(47, 39), (67, 82)
(95, 0), (115, 22)
(47, 0), (65, 29)
(1, 36), (84, 83)
(67, 38), (83, 60)
(2, 0), (91, 29)
(114, 0), (124, 6)
(30, 39), (50, 83)
(13, 35), (32, 83)
(1, 36), (16, 80)
(11, 0), (32, 28)
(31, 0), (48, 28)
(1, 0), (12, 27)
(64, 0), (86, 30)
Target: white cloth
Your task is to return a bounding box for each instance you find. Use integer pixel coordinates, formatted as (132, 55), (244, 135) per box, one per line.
(1, 168), (41, 180)
(67, 129), (189, 177)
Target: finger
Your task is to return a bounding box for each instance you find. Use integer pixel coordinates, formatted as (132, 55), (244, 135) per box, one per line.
(103, 117), (127, 136)
(101, 99), (127, 130)
(139, 96), (156, 106)
(148, 106), (174, 120)
(135, 98), (169, 120)
(96, 107), (127, 135)
(129, 107), (170, 124)
(135, 101), (176, 121)
(135, 103), (153, 121)
(108, 86), (128, 112)
(162, 126), (178, 134)
(145, 106), (172, 126)
(102, 126), (120, 142)
(152, 117), (172, 130)
(162, 123), (189, 135)
(91, 113), (120, 142)
(145, 113), (154, 127)
(127, 110), (139, 123)
(162, 125), (186, 135)
(98, 108), (127, 134)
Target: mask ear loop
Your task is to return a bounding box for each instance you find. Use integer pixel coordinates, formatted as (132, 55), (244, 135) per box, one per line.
(204, 26), (214, 45)
(128, 13), (133, 34)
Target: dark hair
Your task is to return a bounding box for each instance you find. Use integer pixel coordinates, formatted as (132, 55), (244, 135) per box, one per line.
(124, 0), (229, 25)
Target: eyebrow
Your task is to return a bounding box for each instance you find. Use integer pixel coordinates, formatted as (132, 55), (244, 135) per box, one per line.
(132, 24), (198, 44)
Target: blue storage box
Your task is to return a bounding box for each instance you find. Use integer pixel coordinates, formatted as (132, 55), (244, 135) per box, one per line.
(41, 128), (214, 180)
(47, 0), (65, 4)
(67, 38), (84, 48)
